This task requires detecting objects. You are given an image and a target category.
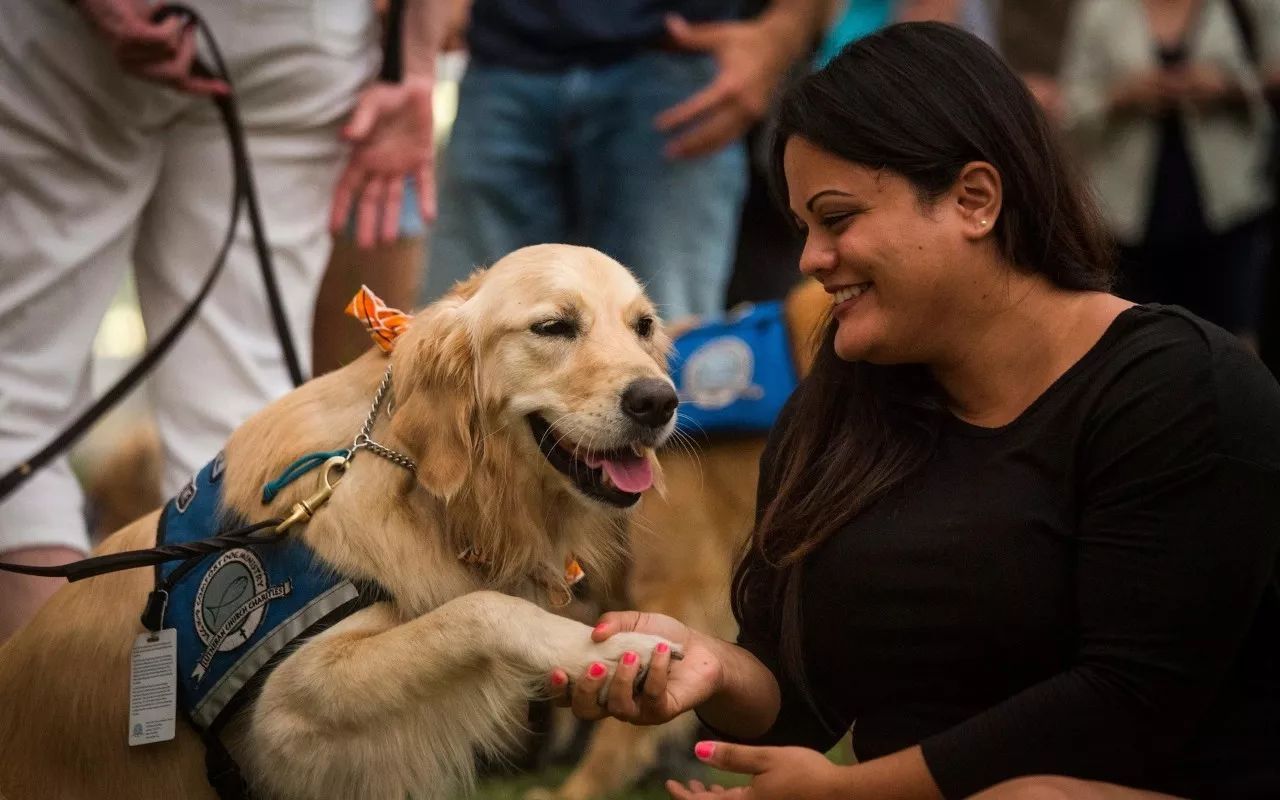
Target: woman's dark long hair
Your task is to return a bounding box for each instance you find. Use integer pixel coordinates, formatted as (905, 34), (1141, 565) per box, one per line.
(732, 22), (1116, 697)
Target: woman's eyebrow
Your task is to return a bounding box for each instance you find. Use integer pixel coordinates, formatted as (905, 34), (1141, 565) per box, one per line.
(805, 189), (856, 212)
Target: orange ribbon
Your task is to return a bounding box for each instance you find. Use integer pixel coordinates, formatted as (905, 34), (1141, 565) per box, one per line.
(564, 556), (585, 586)
(345, 284), (412, 353)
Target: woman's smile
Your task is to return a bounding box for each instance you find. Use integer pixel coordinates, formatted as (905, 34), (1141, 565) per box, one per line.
(829, 282), (873, 319)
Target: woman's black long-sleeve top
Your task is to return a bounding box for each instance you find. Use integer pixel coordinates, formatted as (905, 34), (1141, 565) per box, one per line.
(730, 305), (1280, 799)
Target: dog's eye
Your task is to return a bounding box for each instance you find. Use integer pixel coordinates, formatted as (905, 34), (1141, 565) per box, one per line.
(531, 319), (577, 338)
(635, 316), (655, 338)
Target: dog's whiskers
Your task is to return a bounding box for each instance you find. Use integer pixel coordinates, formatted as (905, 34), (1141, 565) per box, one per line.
(663, 428), (705, 485)
(542, 410), (605, 460)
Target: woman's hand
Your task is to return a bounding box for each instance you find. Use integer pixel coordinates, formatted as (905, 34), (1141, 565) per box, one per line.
(665, 742), (848, 800)
(548, 611), (725, 726)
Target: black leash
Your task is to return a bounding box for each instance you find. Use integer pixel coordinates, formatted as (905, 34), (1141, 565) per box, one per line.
(0, 4), (305, 505)
(380, 0), (407, 83)
(0, 519), (283, 583)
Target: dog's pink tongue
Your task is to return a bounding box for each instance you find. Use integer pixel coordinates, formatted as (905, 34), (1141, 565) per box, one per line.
(600, 454), (653, 493)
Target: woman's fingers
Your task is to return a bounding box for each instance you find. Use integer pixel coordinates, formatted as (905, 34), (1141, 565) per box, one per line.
(553, 646), (669, 722)
(666, 779), (696, 799)
(593, 610), (688, 644)
(605, 651), (641, 718)
(591, 611), (640, 641)
(547, 669), (571, 707)
(666, 779), (744, 799)
(570, 661), (610, 720)
(640, 641), (672, 705)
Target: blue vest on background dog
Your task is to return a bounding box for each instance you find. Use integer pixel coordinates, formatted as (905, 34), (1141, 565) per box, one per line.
(152, 453), (375, 734)
(669, 301), (799, 438)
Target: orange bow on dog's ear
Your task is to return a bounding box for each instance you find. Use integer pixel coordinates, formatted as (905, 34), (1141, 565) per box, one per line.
(346, 285), (412, 353)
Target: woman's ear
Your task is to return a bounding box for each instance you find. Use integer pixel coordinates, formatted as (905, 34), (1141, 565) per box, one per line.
(953, 161), (1002, 240)
(388, 299), (477, 501)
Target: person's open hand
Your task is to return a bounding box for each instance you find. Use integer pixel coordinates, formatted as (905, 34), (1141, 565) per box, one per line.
(665, 742), (847, 800)
(654, 13), (799, 159)
(330, 77), (437, 248)
(548, 611), (724, 726)
(77, 0), (230, 96)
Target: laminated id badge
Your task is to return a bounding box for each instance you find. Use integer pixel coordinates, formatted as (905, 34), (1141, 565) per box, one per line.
(129, 628), (177, 746)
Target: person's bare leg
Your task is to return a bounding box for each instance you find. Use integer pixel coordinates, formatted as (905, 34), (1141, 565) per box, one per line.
(312, 236), (425, 376)
(0, 546), (83, 643)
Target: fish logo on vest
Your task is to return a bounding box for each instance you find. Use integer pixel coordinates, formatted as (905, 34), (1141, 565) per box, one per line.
(192, 548), (292, 682)
(681, 336), (763, 411)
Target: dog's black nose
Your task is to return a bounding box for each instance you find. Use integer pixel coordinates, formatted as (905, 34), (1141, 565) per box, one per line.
(621, 379), (678, 428)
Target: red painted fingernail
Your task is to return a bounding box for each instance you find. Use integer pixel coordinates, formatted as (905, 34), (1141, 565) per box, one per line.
(694, 741), (715, 760)
(593, 623), (609, 635)
(622, 651), (638, 666)
(550, 671), (566, 687)
(588, 662), (607, 679)
(656, 642), (669, 654)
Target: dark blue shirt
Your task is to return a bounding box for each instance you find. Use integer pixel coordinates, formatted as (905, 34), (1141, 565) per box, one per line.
(467, 0), (746, 70)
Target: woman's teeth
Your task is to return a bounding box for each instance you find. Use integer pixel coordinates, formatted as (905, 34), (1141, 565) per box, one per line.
(833, 283), (871, 304)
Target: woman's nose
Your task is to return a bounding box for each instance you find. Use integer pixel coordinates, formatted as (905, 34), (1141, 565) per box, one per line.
(797, 235), (837, 278)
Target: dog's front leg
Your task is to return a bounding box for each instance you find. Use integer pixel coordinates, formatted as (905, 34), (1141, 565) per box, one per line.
(240, 590), (672, 800)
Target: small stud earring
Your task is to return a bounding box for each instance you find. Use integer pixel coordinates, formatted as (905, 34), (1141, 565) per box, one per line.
(980, 219), (989, 226)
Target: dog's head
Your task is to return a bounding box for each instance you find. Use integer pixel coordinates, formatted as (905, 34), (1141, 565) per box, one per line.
(389, 244), (676, 511)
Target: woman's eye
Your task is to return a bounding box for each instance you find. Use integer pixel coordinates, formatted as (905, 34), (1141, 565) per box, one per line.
(822, 212), (855, 229)
(531, 319), (577, 338)
(636, 316), (654, 338)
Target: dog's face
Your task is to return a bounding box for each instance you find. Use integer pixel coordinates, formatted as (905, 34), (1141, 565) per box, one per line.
(391, 245), (676, 510)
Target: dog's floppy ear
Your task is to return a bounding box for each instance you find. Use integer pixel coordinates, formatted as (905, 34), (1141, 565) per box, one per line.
(388, 288), (479, 500)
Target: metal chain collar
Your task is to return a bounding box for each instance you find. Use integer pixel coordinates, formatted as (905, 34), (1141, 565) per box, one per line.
(349, 365), (417, 474)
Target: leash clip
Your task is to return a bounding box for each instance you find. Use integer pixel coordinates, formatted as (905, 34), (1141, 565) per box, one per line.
(273, 456), (348, 535)
(140, 589), (170, 638)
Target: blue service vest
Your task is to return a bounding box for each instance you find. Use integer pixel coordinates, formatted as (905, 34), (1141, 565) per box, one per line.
(152, 452), (376, 732)
(670, 301), (799, 438)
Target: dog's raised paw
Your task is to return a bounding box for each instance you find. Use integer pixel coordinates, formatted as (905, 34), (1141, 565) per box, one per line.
(592, 631), (683, 664)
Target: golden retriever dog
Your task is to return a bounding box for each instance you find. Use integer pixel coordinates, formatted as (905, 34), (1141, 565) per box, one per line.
(0, 244), (684, 800)
(539, 279), (830, 800)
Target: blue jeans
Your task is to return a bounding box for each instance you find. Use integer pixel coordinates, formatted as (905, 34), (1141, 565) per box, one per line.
(426, 53), (748, 320)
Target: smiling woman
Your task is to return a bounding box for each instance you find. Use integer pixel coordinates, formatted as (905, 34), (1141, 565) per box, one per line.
(549, 21), (1280, 800)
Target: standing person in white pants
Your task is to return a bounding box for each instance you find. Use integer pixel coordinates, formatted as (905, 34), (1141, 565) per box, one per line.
(0, 0), (442, 641)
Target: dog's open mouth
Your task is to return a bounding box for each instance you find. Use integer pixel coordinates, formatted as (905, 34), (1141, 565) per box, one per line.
(526, 414), (652, 508)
